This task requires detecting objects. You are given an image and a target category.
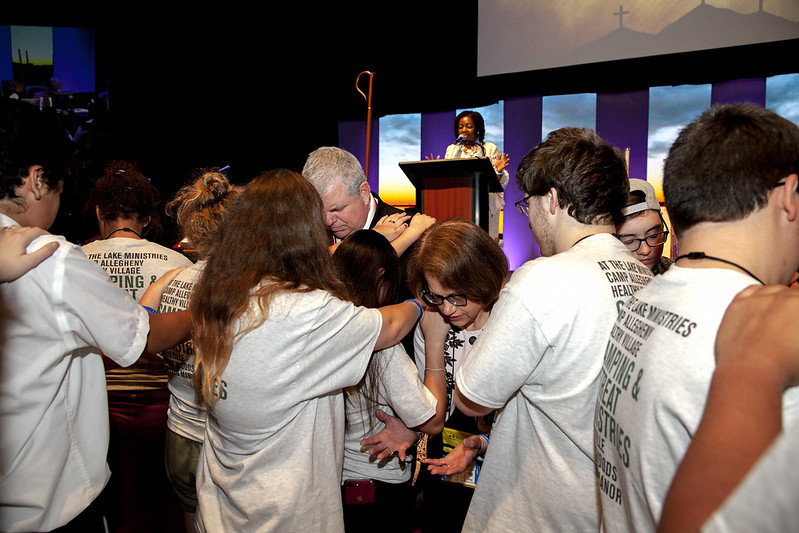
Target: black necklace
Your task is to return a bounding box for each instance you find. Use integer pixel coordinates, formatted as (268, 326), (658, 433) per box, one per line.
(674, 251), (764, 285)
(105, 227), (142, 240)
(572, 233), (599, 248)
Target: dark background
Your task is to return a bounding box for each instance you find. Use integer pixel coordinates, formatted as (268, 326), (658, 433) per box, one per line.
(4, 1), (798, 241)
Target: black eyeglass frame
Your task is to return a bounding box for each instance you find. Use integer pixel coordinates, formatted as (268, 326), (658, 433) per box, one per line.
(613, 214), (671, 252)
(515, 194), (533, 217)
(421, 285), (468, 307)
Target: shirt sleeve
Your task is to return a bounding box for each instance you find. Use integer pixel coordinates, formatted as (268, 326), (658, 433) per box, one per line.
(375, 345), (437, 429)
(42, 236), (149, 367)
(455, 286), (549, 410)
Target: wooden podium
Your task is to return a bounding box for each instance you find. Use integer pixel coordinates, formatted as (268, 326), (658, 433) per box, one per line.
(399, 158), (502, 232)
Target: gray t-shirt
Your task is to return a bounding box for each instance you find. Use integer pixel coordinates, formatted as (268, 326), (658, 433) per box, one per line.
(457, 234), (653, 532)
(195, 288), (382, 532)
(597, 266), (799, 533)
(342, 343), (436, 484)
(81, 237), (193, 389)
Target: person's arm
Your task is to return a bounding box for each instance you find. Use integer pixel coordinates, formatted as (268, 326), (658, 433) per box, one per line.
(0, 225), (59, 282)
(375, 299), (423, 351)
(658, 285), (799, 533)
(145, 310), (191, 355)
(419, 310), (449, 433)
(139, 267), (186, 311)
(139, 267), (190, 355)
(454, 383), (494, 417)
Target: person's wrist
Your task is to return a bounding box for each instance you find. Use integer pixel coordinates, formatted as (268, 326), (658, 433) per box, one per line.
(404, 299), (423, 321)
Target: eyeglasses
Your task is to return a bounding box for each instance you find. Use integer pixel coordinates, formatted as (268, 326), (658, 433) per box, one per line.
(515, 194), (533, 217)
(614, 230), (670, 252)
(421, 285), (468, 307)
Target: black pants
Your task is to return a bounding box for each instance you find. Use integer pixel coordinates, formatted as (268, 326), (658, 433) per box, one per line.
(342, 478), (415, 533)
(49, 488), (109, 533)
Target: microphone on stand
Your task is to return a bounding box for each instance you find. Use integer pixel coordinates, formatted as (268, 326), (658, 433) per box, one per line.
(454, 135), (467, 144)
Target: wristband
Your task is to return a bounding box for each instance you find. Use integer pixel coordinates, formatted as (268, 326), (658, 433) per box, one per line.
(477, 434), (489, 447)
(142, 305), (158, 315)
(404, 298), (423, 321)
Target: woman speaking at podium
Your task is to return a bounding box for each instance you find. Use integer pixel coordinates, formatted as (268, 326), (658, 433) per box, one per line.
(429, 110), (510, 241)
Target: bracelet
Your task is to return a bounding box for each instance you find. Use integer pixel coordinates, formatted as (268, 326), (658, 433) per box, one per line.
(425, 368), (446, 372)
(477, 434), (489, 447)
(142, 305), (158, 315)
(404, 298), (423, 321)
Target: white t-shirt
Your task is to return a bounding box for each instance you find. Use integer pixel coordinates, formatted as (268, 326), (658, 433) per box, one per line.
(456, 233), (653, 532)
(342, 343), (437, 484)
(702, 422), (799, 533)
(195, 288), (383, 532)
(596, 266), (799, 533)
(81, 237), (193, 389)
(0, 216), (149, 532)
(159, 260), (206, 442)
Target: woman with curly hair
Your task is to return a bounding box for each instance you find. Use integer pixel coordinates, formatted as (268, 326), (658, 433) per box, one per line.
(81, 160), (192, 533)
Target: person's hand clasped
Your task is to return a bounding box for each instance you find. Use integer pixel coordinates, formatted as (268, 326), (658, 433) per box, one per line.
(372, 213), (411, 243)
(0, 225), (59, 283)
(424, 434), (486, 476)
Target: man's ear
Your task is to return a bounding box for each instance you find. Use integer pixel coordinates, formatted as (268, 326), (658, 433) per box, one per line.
(780, 173), (798, 222)
(359, 181), (372, 202)
(548, 187), (559, 215)
(25, 166), (46, 201)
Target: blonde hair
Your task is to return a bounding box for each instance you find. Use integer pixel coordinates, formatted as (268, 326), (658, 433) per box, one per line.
(166, 169), (240, 256)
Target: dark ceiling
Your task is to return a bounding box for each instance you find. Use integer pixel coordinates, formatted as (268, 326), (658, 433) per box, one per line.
(5, 1), (798, 188)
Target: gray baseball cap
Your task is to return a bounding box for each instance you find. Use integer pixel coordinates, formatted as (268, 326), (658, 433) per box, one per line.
(622, 179), (660, 216)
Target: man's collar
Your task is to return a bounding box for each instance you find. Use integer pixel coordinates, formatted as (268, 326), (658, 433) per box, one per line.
(362, 193), (378, 230)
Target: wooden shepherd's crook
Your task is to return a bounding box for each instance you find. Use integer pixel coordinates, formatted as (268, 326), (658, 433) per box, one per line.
(356, 71), (374, 178)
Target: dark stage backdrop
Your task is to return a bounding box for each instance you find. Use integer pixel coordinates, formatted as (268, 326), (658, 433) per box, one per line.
(2, 1), (798, 255)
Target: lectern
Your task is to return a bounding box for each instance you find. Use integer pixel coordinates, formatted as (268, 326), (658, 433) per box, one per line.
(399, 158), (502, 232)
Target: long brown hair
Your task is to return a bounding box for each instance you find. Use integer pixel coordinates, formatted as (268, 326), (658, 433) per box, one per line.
(191, 169), (345, 405)
(331, 230), (402, 435)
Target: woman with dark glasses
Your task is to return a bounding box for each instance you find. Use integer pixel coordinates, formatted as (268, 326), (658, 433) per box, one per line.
(614, 178), (673, 275)
(405, 218), (509, 532)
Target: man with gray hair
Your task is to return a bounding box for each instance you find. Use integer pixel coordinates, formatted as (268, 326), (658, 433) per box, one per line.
(302, 146), (434, 253)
